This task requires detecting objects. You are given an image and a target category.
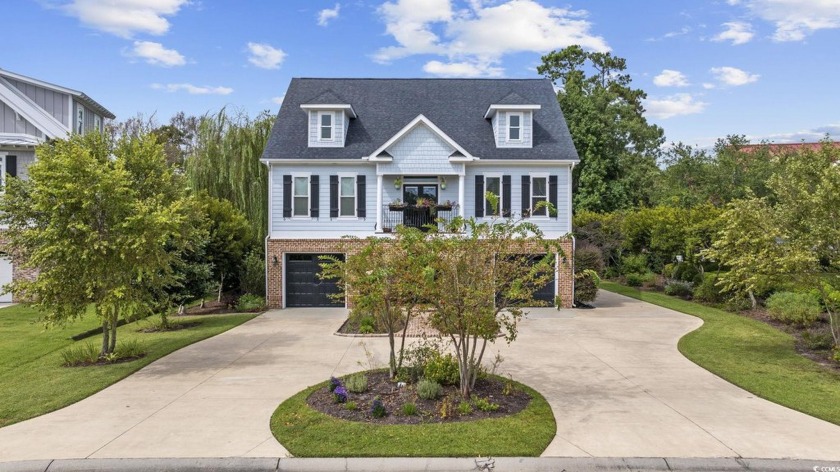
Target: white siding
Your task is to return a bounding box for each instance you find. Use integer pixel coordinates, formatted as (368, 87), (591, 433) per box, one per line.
(495, 111), (533, 149)
(378, 124), (462, 175)
(307, 110), (346, 148)
(0, 101), (42, 137)
(270, 163), (377, 237)
(7, 79), (69, 126)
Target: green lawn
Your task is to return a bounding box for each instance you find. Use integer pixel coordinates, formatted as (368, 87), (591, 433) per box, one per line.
(270, 379), (556, 457)
(0, 304), (256, 428)
(601, 281), (840, 426)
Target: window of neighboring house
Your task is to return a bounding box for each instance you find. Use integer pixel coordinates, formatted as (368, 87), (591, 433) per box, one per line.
(94, 115), (101, 133)
(293, 176), (310, 217)
(76, 106), (85, 135)
(319, 112), (333, 141)
(0, 155), (6, 189)
(507, 113), (522, 142)
(531, 175), (548, 216)
(339, 175), (356, 217)
(485, 175), (501, 216)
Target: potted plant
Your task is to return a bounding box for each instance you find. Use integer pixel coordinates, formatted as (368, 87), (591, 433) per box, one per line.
(393, 176), (403, 189)
(435, 200), (456, 211)
(388, 199), (407, 211)
(414, 197), (434, 209)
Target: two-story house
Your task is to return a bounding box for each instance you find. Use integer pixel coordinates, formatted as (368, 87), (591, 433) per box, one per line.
(0, 67), (115, 302)
(261, 78), (579, 309)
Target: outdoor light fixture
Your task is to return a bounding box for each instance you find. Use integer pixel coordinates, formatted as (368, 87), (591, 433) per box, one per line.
(272, 255), (279, 266)
(439, 176), (447, 190)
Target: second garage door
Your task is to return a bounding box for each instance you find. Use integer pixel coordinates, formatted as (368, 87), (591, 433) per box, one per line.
(529, 254), (556, 304)
(285, 254), (344, 307)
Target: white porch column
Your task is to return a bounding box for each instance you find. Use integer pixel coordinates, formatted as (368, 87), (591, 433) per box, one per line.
(458, 174), (466, 218)
(376, 174), (384, 232)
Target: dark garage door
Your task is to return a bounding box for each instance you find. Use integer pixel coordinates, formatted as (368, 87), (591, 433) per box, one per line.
(529, 254), (556, 304)
(285, 254), (345, 307)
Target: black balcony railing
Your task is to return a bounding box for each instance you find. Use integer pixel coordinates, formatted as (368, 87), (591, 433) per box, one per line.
(381, 204), (458, 233)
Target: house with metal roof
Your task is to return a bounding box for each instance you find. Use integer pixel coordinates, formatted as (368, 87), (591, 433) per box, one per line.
(261, 78), (578, 309)
(0, 67), (115, 302)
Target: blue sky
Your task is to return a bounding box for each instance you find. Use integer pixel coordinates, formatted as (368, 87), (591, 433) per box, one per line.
(4, 0), (839, 148)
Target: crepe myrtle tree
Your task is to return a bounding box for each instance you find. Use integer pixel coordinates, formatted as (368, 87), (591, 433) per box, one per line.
(423, 195), (563, 398)
(320, 227), (430, 378)
(0, 132), (195, 357)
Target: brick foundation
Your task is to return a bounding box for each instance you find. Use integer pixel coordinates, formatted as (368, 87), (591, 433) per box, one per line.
(266, 236), (575, 309)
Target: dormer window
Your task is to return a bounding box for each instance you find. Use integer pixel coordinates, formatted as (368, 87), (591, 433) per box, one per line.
(507, 113), (522, 142)
(319, 112), (333, 141)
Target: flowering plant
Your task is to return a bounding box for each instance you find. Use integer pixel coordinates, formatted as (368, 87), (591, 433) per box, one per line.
(329, 376), (342, 393)
(333, 386), (348, 403)
(370, 398), (387, 418)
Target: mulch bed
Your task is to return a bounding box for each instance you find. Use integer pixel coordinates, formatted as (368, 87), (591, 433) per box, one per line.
(307, 370), (530, 425)
(64, 354), (146, 368)
(138, 321), (201, 333)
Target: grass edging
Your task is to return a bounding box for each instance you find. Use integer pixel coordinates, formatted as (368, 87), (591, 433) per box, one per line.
(601, 281), (840, 426)
(270, 377), (556, 457)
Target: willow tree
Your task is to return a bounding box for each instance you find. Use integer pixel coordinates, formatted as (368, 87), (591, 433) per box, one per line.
(186, 109), (272, 241)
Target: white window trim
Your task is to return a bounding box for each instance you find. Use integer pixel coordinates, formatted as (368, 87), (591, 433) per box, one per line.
(338, 172), (357, 218)
(318, 111), (334, 142)
(291, 173), (311, 219)
(76, 105), (85, 135)
(506, 112), (523, 143)
(483, 173), (502, 217)
(94, 115), (101, 133)
(530, 173), (549, 219)
(0, 153), (6, 190)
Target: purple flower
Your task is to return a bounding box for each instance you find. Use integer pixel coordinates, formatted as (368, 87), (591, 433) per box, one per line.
(334, 386), (348, 403)
(329, 376), (342, 393)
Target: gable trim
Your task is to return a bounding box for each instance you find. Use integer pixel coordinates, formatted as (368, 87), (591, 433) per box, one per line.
(0, 77), (69, 139)
(484, 104), (541, 119)
(365, 114), (474, 161)
(300, 104), (357, 119)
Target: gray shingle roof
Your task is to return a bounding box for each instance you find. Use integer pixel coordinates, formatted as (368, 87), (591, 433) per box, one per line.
(262, 78), (579, 161)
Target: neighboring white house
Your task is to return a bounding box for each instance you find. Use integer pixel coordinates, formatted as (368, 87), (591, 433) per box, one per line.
(261, 78), (579, 309)
(0, 67), (115, 302)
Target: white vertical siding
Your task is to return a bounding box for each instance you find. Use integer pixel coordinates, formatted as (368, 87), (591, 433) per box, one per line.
(0, 101), (42, 137)
(7, 79), (69, 126)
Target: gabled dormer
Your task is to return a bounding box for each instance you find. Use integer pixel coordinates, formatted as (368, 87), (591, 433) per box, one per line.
(485, 92), (540, 149)
(300, 89), (356, 148)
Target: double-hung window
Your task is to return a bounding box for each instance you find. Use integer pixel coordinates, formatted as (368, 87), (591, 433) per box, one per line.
(531, 175), (548, 217)
(293, 176), (310, 217)
(339, 175), (356, 217)
(507, 113), (522, 142)
(484, 175), (501, 216)
(319, 112), (333, 141)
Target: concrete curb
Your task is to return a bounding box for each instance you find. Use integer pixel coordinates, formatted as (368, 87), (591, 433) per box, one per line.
(0, 457), (835, 472)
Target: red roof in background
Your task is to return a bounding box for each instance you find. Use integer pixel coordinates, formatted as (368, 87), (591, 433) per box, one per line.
(739, 141), (840, 154)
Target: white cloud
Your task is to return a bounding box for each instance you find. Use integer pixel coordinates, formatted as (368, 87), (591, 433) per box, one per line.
(645, 26), (692, 42)
(271, 96), (285, 105)
(702, 82), (716, 89)
(712, 21), (754, 45)
(62, 0), (188, 38)
(710, 66), (760, 86)
(373, 0), (609, 76)
(644, 93), (708, 119)
(744, 124), (840, 143)
(151, 83), (233, 95)
(318, 3), (341, 26)
(246, 42), (286, 70)
(423, 60), (504, 77)
(653, 69), (689, 87)
(128, 41), (185, 67)
(735, 0), (840, 41)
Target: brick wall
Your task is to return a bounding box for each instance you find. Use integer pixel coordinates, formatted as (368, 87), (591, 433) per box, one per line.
(0, 231), (38, 302)
(267, 236), (575, 309)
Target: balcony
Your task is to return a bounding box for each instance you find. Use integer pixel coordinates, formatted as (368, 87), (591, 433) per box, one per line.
(380, 204), (459, 233)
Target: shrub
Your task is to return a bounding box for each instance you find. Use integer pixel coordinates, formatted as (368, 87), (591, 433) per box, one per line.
(424, 352), (460, 386)
(439, 397), (453, 419)
(574, 269), (600, 303)
(574, 244), (605, 275)
(766, 292), (821, 327)
(333, 386), (348, 404)
(345, 401), (358, 411)
(662, 263), (676, 279)
(693, 273), (727, 304)
(401, 402), (418, 416)
(416, 379), (443, 400)
(60, 341), (100, 366)
(621, 254), (648, 275)
(472, 396), (500, 412)
(672, 262), (700, 284)
(502, 375), (517, 396)
(397, 343), (439, 384)
(625, 273), (645, 287)
(802, 330), (834, 351)
(370, 398), (387, 418)
(236, 293), (265, 312)
(359, 315), (376, 334)
(344, 373), (368, 393)
(457, 401), (473, 416)
(329, 376), (342, 393)
(115, 339), (147, 359)
(240, 250), (266, 296)
(664, 280), (694, 298)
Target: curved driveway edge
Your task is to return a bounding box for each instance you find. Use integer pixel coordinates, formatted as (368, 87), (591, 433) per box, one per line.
(1, 457), (836, 472)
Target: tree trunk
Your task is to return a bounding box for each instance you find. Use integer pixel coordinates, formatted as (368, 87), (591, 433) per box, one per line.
(108, 306), (118, 354)
(748, 289), (757, 309)
(396, 306), (413, 371)
(100, 318), (110, 358)
(218, 273), (225, 303)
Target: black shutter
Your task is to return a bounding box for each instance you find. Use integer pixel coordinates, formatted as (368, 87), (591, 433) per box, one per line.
(282, 174), (292, 218)
(521, 175), (531, 217)
(356, 175), (366, 218)
(329, 175), (339, 218)
(310, 175), (319, 218)
(502, 175), (511, 217)
(549, 175), (558, 218)
(6, 156), (16, 178)
(474, 175), (484, 217)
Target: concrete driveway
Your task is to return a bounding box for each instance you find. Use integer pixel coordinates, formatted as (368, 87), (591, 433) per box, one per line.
(1, 290), (840, 461)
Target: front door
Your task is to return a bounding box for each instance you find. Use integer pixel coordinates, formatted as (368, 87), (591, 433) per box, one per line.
(403, 184), (438, 230)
